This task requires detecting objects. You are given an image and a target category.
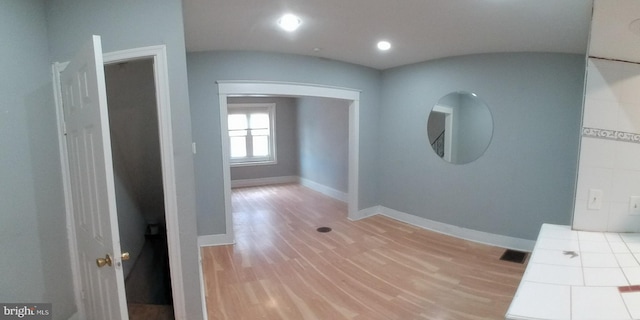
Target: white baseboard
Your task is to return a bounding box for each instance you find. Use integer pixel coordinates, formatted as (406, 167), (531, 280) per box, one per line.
(300, 178), (348, 202)
(198, 233), (234, 247)
(355, 206), (535, 252)
(198, 244), (209, 320)
(349, 205), (381, 221)
(197, 197), (534, 253)
(231, 175), (299, 188)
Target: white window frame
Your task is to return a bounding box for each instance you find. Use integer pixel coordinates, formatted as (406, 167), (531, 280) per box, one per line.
(227, 103), (277, 166)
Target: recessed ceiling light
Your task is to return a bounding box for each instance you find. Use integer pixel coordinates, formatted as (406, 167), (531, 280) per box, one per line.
(278, 14), (302, 32)
(377, 41), (391, 51)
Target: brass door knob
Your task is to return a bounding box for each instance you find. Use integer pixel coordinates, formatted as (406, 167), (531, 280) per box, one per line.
(96, 254), (112, 268)
(121, 252), (130, 261)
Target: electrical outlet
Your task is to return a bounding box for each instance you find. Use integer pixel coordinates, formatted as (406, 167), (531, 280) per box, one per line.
(630, 196), (640, 215)
(588, 189), (603, 210)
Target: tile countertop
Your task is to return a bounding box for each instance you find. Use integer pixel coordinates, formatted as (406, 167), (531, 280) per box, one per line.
(506, 224), (640, 320)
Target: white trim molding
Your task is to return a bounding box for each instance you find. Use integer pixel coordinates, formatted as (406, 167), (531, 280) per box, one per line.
(354, 206), (535, 252)
(218, 80), (361, 100)
(350, 205), (382, 221)
(103, 46), (188, 320)
(56, 45), (189, 320)
(431, 105), (454, 162)
(198, 233), (235, 247)
(197, 243), (209, 320)
(231, 176), (299, 188)
(300, 178), (348, 202)
(217, 80), (361, 247)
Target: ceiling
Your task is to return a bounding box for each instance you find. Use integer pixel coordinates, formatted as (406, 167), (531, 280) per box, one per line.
(589, 0), (640, 63)
(182, 0), (594, 70)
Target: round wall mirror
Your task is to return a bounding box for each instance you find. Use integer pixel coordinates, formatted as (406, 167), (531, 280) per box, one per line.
(427, 91), (493, 164)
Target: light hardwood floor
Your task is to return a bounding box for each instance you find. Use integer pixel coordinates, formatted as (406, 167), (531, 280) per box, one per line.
(201, 184), (527, 320)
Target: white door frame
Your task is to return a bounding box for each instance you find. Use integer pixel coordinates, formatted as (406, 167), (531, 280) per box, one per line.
(215, 81), (361, 245)
(54, 45), (186, 319)
(432, 105), (454, 163)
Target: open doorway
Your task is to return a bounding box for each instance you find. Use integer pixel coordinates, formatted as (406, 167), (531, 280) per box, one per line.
(226, 96), (349, 200)
(56, 42), (186, 319)
(104, 58), (173, 319)
(212, 81), (361, 245)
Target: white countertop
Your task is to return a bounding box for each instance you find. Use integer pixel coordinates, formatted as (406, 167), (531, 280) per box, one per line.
(506, 224), (640, 320)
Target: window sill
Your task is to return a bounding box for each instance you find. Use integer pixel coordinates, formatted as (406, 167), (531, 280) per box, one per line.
(230, 160), (277, 168)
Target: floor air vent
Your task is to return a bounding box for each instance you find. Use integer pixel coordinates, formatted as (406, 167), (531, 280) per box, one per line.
(500, 249), (528, 264)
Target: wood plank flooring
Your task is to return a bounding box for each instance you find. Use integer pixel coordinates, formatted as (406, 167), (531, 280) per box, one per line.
(201, 184), (526, 319)
(128, 304), (174, 320)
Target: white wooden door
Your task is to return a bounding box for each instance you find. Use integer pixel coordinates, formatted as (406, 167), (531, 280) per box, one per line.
(61, 35), (128, 320)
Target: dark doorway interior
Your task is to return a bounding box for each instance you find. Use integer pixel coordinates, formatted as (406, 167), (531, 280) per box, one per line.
(104, 58), (174, 319)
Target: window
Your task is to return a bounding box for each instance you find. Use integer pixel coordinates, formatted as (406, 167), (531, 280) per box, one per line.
(227, 103), (276, 166)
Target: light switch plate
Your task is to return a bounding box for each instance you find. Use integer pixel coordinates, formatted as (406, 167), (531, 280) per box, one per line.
(630, 196), (640, 215)
(588, 189), (603, 210)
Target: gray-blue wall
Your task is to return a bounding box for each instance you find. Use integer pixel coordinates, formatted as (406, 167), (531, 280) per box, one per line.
(298, 97), (350, 193)
(379, 53), (585, 240)
(1, 2), (586, 319)
(0, 0), (76, 318)
(228, 97), (299, 181)
(187, 51), (382, 236)
(45, 0), (202, 318)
